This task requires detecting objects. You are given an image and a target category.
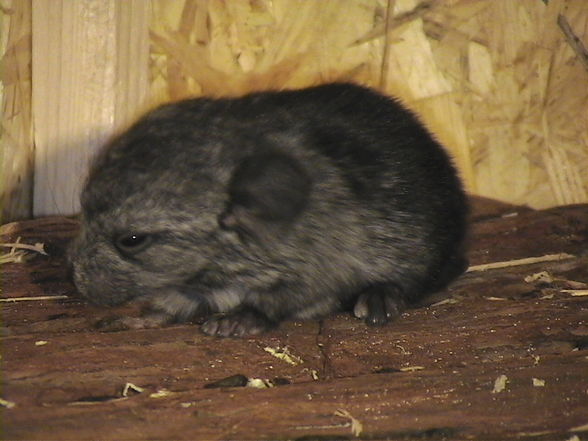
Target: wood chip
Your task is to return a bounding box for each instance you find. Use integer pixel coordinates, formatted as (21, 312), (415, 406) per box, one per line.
(492, 374), (508, 393)
(335, 408), (363, 437)
(0, 398), (16, 409)
(246, 378), (274, 389)
(532, 378), (545, 387)
(431, 298), (459, 307)
(263, 346), (303, 366)
(0, 238), (48, 264)
(562, 290), (588, 297)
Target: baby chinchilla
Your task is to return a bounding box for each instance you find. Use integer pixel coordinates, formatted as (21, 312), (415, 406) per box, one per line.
(69, 83), (468, 337)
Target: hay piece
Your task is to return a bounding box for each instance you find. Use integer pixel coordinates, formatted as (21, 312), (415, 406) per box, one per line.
(334, 408), (363, 437)
(0, 295), (68, 303)
(400, 366), (425, 372)
(0, 237), (47, 264)
(467, 253), (575, 272)
(149, 389), (173, 398)
(263, 346), (303, 366)
(524, 271), (554, 284)
(122, 383), (145, 397)
(570, 422), (588, 432)
(0, 398), (16, 409)
(563, 290), (588, 297)
(492, 374), (508, 393)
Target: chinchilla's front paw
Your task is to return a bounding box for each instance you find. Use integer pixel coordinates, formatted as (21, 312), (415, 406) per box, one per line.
(201, 307), (276, 337)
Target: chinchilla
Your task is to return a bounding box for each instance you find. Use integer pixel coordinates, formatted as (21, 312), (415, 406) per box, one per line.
(69, 83), (469, 337)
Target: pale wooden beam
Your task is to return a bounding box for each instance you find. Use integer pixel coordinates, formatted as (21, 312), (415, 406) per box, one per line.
(31, 0), (149, 217)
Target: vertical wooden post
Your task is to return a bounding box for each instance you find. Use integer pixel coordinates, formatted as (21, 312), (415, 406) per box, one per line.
(1, 0), (34, 222)
(31, 0), (149, 217)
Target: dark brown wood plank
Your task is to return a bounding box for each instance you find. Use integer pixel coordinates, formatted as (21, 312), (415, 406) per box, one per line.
(2, 198), (588, 440)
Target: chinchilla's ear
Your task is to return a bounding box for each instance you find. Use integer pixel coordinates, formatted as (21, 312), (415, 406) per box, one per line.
(219, 151), (312, 233)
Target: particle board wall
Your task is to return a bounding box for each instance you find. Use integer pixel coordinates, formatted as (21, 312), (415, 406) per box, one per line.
(1, 0), (33, 222)
(1, 0), (587, 222)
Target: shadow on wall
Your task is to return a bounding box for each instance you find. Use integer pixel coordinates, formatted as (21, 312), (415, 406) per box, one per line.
(31, 126), (111, 220)
(1, 165), (34, 224)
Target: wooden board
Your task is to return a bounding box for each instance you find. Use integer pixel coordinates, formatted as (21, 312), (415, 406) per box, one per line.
(1, 197), (588, 440)
(30, 0), (149, 218)
(3, 0), (588, 222)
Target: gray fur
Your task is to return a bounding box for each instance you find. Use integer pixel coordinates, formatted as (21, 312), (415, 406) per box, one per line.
(69, 83), (468, 337)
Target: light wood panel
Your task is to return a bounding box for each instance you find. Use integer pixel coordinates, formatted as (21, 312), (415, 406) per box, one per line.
(30, 0), (149, 217)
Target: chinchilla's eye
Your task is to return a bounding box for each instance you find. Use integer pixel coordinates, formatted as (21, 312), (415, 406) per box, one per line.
(114, 233), (153, 255)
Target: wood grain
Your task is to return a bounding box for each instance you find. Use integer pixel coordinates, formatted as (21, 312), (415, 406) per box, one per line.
(2, 0), (588, 216)
(2, 197), (587, 440)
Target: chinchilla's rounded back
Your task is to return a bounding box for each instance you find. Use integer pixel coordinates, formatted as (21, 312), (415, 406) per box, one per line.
(69, 83), (468, 336)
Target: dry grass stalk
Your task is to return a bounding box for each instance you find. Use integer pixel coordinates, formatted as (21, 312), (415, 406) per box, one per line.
(0, 236), (46, 264)
(334, 408), (363, 437)
(0, 296), (68, 303)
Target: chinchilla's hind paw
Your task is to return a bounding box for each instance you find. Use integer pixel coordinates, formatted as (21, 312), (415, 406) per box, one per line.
(353, 283), (406, 327)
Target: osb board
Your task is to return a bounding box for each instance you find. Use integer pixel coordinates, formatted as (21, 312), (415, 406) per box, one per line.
(1, 197), (588, 440)
(148, 0), (588, 208)
(0, 0), (34, 222)
(2, 0), (587, 222)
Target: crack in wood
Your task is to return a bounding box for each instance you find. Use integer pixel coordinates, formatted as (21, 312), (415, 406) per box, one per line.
(316, 320), (335, 380)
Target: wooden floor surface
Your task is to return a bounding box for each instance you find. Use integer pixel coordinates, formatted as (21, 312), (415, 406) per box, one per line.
(1, 197), (587, 440)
